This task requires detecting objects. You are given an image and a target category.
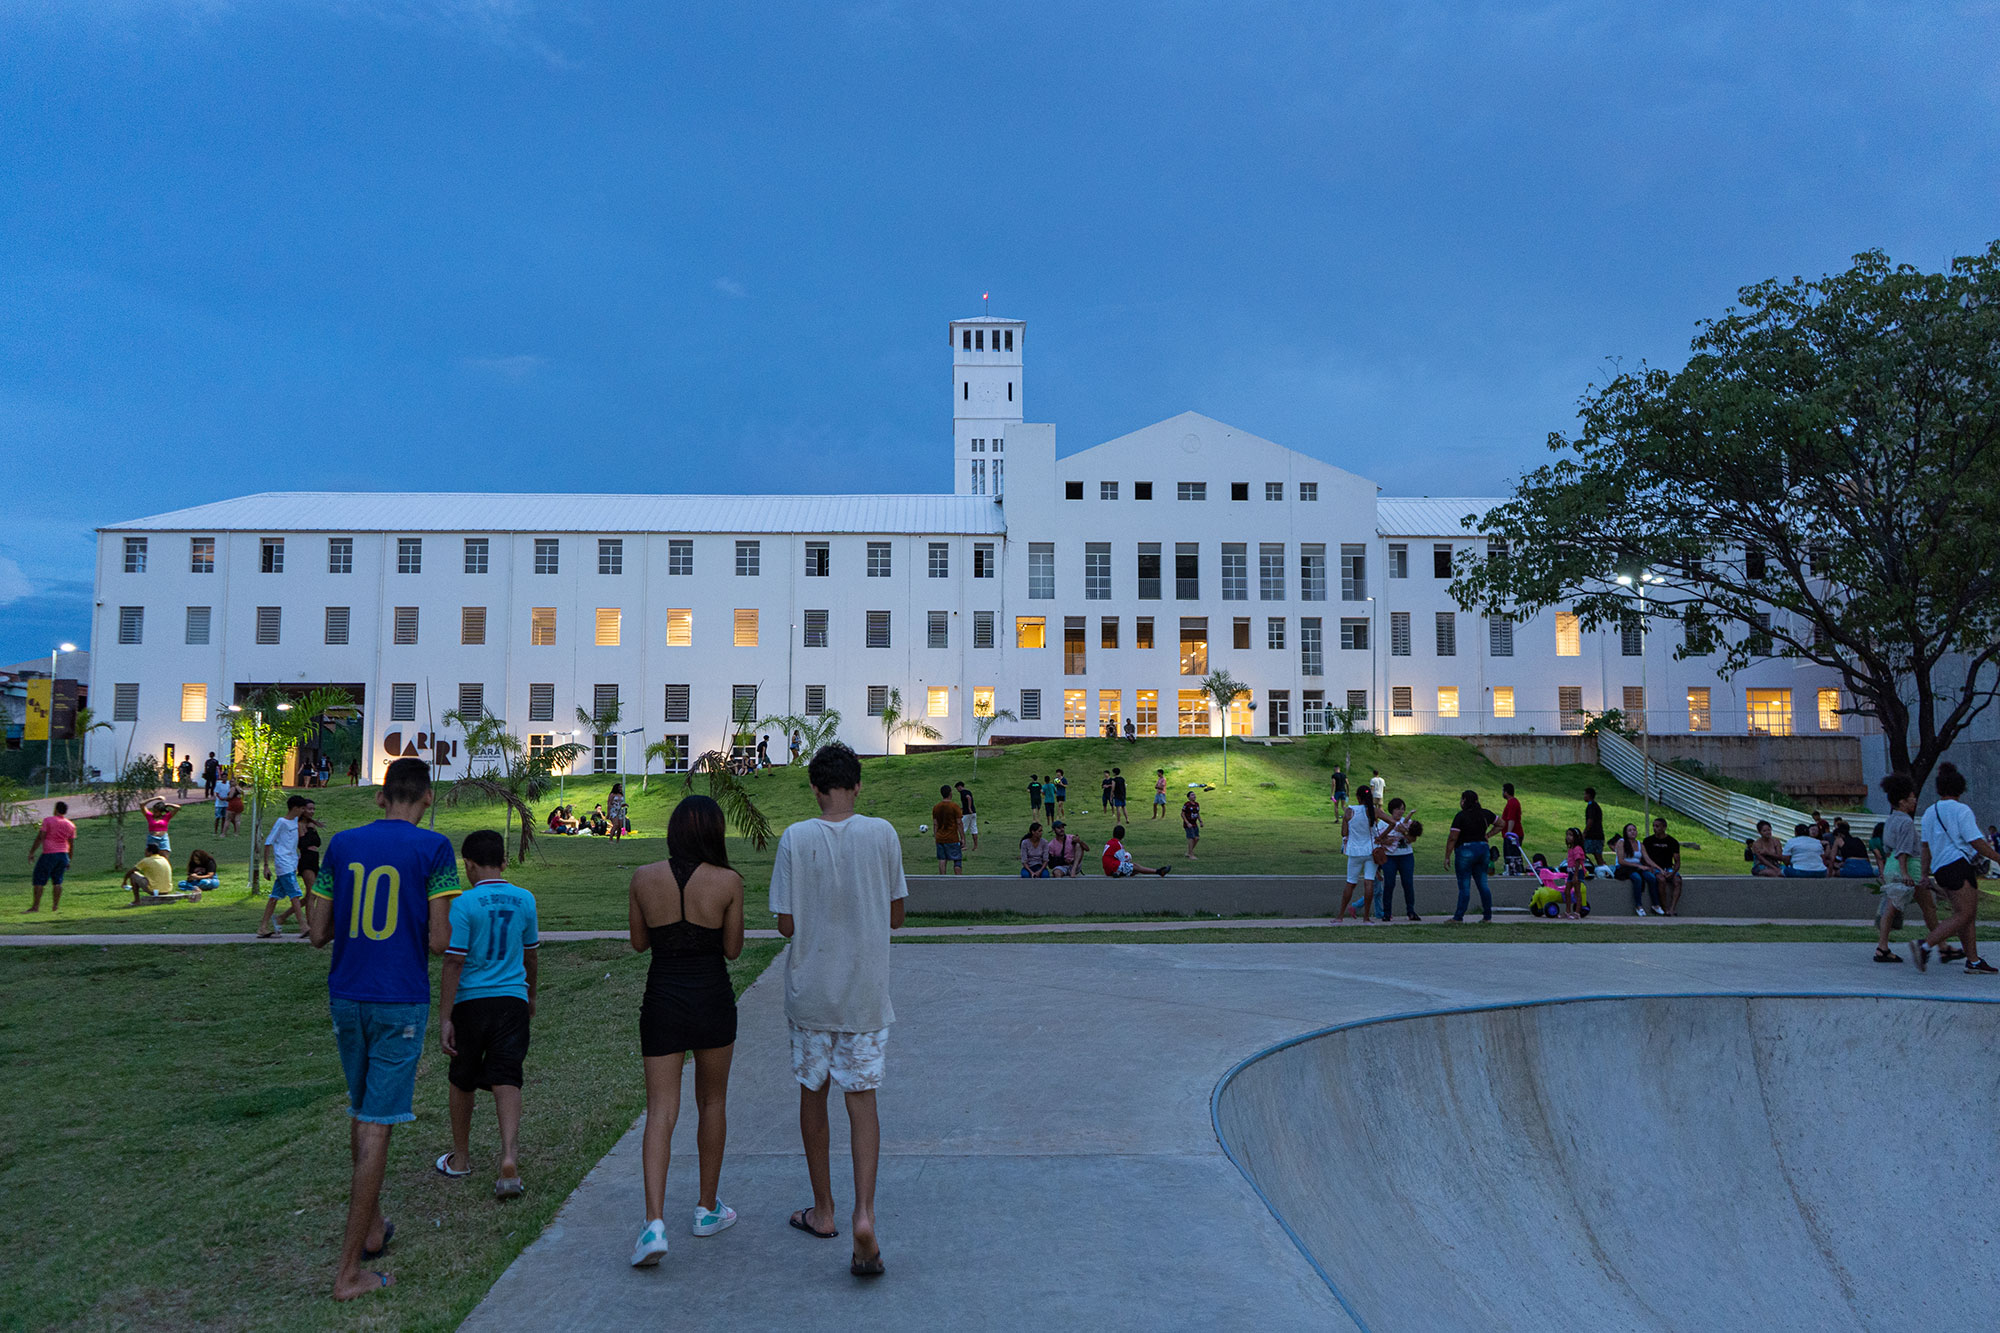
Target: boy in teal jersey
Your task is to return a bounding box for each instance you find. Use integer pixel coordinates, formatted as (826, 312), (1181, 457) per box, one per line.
(437, 829), (539, 1198)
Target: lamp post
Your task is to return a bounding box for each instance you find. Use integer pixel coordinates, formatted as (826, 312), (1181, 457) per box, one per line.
(1616, 573), (1662, 830)
(43, 642), (77, 798)
(561, 730), (577, 800)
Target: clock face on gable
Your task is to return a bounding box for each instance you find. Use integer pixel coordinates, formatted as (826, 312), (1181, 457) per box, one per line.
(975, 378), (1004, 405)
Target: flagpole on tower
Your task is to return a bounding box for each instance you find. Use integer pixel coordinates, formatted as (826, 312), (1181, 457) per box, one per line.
(982, 290), (989, 315)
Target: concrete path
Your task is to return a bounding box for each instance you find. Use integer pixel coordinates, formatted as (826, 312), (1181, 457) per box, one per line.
(457, 942), (1969, 1332)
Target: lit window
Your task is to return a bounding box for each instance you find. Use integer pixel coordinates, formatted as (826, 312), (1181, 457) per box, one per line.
(733, 609), (759, 647)
(1180, 617), (1209, 676)
(595, 609), (622, 647)
(1228, 694), (1253, 736)
(1101, 616), (1119, 649)
(180, 683), (207, 723)
(928, 686), (950, 719)
(1688, 687), (1712, 732)
(1064, 617), (1087, 675)
(1135, 689), (1159, 735)
(1178, 689), (1210, 736)
(1135, 616), (1155, 650)
(1492, 686), (1515, 719)
(665, 609), (691, 647)
(1555, 612), (1581, 657)
(1438, 687), (1459, 719)
(1098, 689), (1121, 733)
(461, 607), (486, 645)
(530, 607), (557, 645)
(1746, 688), (1793, 736)
(1015, 616), (1046, 648)
(973, 687), (995, 717)
(1818, 688), (1842, 732)
(1064, 689), (1087, 736)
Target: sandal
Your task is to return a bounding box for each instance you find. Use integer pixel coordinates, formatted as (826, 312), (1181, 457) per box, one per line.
(362, 1220), (394, 1260)
(789, 1207), (838, 1239)
(1874, 947), (1902, 963)
(851, 1253), (886, 1277)
(435, 1153), (472, 1179)
(1941, 946), (1967, 963)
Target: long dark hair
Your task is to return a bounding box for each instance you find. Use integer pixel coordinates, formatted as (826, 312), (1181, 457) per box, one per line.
(1354, 786), (1376, 823)
(667, 794), (731, 870)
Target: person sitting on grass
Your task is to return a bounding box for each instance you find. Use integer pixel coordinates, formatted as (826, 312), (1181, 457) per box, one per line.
(125, 847), (180, 903)
(1101, 825), (1171, 878)
(181, 848), (220, 893)
(1781, 823), (1828, 877)
(1747, 820), (1785, 877)
(589, 805), (610, 837)
(1019, 823), (1052, 878)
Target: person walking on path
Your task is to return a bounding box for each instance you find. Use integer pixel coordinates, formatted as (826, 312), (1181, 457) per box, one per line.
(1152, 769), (1168, 820)
(1111, 767), (1129, 820)
(1378, 798), (1420, 921)
(1028, 775), (1043, 818)
(1581, 788), (1606, 864)
(953, 781), (979, 852)
(626, 795), (745, 1267)
(1337, 787), (1384, 923)
(1912, 761), (2000, 974)
(202, 752), (220, 799)
(1181, 792), (1203, 859)
(1442, 790), (1497, 923)
(1874, 774), (1946, 964)
(306, 758), (461, 1302)
(770, 743), (905, 1277)
(28, 801), (77, 912)
(437, 829), (539, 1202)
(929, 785), (964, 876)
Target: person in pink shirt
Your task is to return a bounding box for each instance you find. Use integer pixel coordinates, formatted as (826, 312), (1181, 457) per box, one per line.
(144, 799), (182, 854)
(29, 802), (78, 911)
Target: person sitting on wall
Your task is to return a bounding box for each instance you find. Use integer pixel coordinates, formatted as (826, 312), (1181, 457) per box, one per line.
(181, 849), (220, 894)
(1746, 820), (1785, 877)
(1019, 823), (1052, 878)
(1830, 818), (1875, 877)
(1045, 821), (1089, 877)
(1781, 823), (1829, 877)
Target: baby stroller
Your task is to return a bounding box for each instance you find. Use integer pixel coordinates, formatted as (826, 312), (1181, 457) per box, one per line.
(1502, 831), (1527, 876)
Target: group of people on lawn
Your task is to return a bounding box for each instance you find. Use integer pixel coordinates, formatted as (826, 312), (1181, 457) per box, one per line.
(545, 786), (631, 839)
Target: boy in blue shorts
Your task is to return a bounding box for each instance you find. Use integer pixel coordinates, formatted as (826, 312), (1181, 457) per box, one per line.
(436, 829), (539, 1199)
(308, 758), (460, 1302)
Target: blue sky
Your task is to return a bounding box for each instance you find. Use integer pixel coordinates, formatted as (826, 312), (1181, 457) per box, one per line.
(3, 1), (1996, 664)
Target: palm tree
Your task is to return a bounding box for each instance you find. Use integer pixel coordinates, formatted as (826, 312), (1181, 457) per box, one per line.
(576, 698), (623, 779)
(877, 687), (940, 755)
(640, 736), (682, 793)
(1200, 669), (1251, 786)
(756, 709), (843, 765)
(683, 717), (774, 849)
(970, 706), (1017, 776)
(1323, 701), (1371, 775)
(66, 704), (113, 786)
(439, 714), (585, 864)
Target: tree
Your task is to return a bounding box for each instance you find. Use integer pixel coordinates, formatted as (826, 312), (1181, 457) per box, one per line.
(65, 705), (112, 786)
(639, 736), (681, 793)
(93, 755), (162, 871)
(438, 712), (585, 864)
(0, 776), (31, 829)
(221, 696), (289, 894)
(1453, 243), (2000, 787)
(969, 706), (1017, 775)
(877, 687), (940, 755)
(576, 699), (622, 780)
(1322, 701), (1371, 774)
(1200, 670), (1251, 785)
(756, 710), (844, 765)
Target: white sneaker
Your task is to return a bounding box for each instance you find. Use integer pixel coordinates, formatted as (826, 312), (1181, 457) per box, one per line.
(630, 1219), (670, 1267)
(692, 1202), (737, 1237)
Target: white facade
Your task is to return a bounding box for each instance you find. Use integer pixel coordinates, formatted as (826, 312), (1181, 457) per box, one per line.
(87, 316), (1848, 781)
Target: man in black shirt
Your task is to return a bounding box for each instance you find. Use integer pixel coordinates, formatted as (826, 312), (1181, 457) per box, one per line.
(1111, 768), (1129, 819)
(1582, 787), (1606, 863)
(953, 781), (979, 852)
(1641, 816), (1683, 914)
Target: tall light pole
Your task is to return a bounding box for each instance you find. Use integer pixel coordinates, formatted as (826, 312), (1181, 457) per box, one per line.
(42, 642), (77, 798)
(1616, 572), (1662, 830)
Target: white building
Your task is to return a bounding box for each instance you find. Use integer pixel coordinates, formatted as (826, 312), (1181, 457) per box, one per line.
(86, 315), (1848, 781)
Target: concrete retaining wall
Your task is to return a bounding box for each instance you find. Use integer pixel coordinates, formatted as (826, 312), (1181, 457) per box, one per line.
(1463, 732), (1865, 804)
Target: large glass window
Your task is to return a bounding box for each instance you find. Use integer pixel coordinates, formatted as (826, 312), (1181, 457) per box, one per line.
(1135, 616), (1155, 650)
(1064, 617), (1087, 674)
(1016, 616), (1046, 648)
(1340, 544), (1366, 600)
(1221, 544), (1247, 601)
(1259, 544), (1285, 601)
(1687, 686), (1712, 732)
(1174, 543), (1199, 600)
(1299, 544), (1326, 601)
(1818, 688), (1842, 732)
(1137, 543), (1161, 600)
(1085, 543), (1111, 600)
(1179, 617), (1208, 675)
(1555, 612), (1581, 657)
(1100, 616), (1119, 649)
(1098, 690), (1121, 734)
(1028, 543), (1054, 599)
(1064, 689), (1087, 737)
(1178, 689), (1210, 736)
(1135, 689), (1159, 736)
(1746, 688), (1793, 736)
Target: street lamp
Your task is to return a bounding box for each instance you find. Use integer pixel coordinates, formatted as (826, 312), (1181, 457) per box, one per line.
(42, 642), (77, 798)
(561, 729), (578, 800)
(1616, 572), (1663, 830)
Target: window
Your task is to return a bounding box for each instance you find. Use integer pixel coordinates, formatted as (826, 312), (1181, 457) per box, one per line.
(461, 606), (487, 645)
(1748, 612), (1773, 657)
(734, 609), (760, 647)
(391, 683), (418, 722)
(974, 610), (995, 648)
(661, 683), (690, 722)
(1135, 689), (1159, 735)
(1489, 616), (1514, 657)
(123, 537), (147, 573)
(1085, 543), (1112, 600)
(993, 457), (1005, 494)
(1016, 616), (1046, 648)
(393, 607), (419, 644)
(534, 538), (560, 574)
(256, 606), (281, 644)
(803, 609), (829, 647)
(1302, 619), (1326, 674)
(1435, 612), (1456, 657)
(665, 609), (691, 647)
(529, 683), (555, 722)
(804, 541), (830, 577)
(595, 608), (622, 647)
(1101, 616), (1120, 649)
(397, 537), (422, 574)
(1267, 617), (1286, 649)
(322, 537), (349, 575)
(1558, 686), (1585, 731)
(804, 686), (826, 716)
(1336, 617), (1366, 653)
(928, 542), (950, 579)
(190, 537), (214, 573)
(1259, 544), (1285, 601)
(1065, 480), (1084, 501)
(1232, 616), (1251, 650)
(1746, 688), (1792, 736)
(117, 606), (144, 645)
(929, 610), (950, 649)
(185, 606), (211, 645)
(1063, 689), (1087, 736)
(180, 683), (207, 722)
(598, 538), (623, 575)
(1433, 543), (1453, 578)
(1178, 482), (1207, 502)
(464, 537), (489, 574)
(865, 610), (890, 648)
(972, 687), (994, 718)
(1818, 688), (1842, 732)
(929, 687), (951, 719)
(658, 735), (692, 772)
(1340, 544), (1367, 600)
(1298, 482), (1318, 502)
(1623, 686), (1647, 731)
(1064, 617), (1087, 675)
(1178, 689), (1210, 736)
(1136, 616), (1156, 650)
(1266, 482), (1283, 501)
(1230, 482), (1249, 502)
(1302, 690), (1327, 734)
(1745, 543), (1767, 580)
(1299, 544), (1326, 601)
(1388, 543), (1408, 579)
(1347, 689), (1368, 716)
(1687, 687), (1712, 732)
(1027, 543), (1054, 599)
(668, 539), (693, 576)
(1180, 617), (1208, 676)
(1391, 611), (1411, 657)
(973, 543), (995, 579)
(112, 682), (138, 721)
(1101, 481), (1119, 500)
(1137, 543), (1162, 600)
(1438, 687), (1459, 719)
(1555, 612), (1581, 656)
(1221, 544), (1247, 601)
(866, 542), (891, 578)
(1267, 690), (1290, 735)
(1175, 543), (1199, 599)
(324, 606), (349, 645)
(1620, 620), (1644, 657)
(261, 537), (285, 573)
(1393, 686), (1414, 718)
(1019, 688), (1041, 721)
(1098, 689), (1121, 733)
(1134, 481), (1154, 501)
(457, 683), (485, 722)
(594, 685), (622, 772)
(736, 540), (762, 577)
(527, 733), (556, 762)
(531, 607), (557, 646)
(1493, 686), (1515, 719)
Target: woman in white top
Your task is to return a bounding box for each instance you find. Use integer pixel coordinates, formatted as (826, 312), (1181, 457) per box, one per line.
(1337, 788), (1385, 924)
(1912, 762), (2000, 973)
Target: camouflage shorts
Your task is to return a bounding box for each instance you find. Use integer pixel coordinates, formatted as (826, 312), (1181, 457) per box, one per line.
(788, 1021), (889, 1093)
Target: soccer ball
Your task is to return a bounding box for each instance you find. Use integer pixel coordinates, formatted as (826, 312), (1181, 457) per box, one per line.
(918, 824), (929, 833)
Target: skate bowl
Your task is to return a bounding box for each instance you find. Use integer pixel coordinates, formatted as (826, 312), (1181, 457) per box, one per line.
(1213, 993), (2000, 1332)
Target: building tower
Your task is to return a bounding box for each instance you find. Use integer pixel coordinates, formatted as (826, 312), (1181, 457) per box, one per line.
(951, 316), (1024, 497)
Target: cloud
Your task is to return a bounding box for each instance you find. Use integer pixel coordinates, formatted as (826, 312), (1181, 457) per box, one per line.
(0, 556), (30, 606)
(458, 353), (546, 379)
(713, 277), (749, 299)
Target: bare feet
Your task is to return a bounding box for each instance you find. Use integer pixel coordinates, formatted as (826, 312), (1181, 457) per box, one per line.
(332, 1269), (393, 1301)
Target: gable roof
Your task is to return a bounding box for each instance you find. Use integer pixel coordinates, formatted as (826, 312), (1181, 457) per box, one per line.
(1375, 497), (1502, 537)
(1061, 411), (1379, 491)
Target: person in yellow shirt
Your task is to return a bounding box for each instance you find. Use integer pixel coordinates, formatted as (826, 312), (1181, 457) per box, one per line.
(126, 850), (178, 904)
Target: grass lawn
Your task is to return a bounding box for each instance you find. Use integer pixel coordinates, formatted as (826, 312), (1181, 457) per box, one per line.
(0, 733), (1819, 936)
(898, 923), (1895, 944)
(0, 939), (780, 1333)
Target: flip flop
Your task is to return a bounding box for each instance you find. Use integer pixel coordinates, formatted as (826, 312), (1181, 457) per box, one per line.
(850, 1253), (886, 1277)
(494, 1176), (525, 1199)
(362, 1221), (394, 1260)
(435, 1153), (472, 1179)
(789, 1207), (838, 1239)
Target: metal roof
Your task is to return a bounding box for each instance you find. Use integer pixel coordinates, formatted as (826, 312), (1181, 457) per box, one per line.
(101, 492), (1009, 536)
(1375, 497), (1503, 537)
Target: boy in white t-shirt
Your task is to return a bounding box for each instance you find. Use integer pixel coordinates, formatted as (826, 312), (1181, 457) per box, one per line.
(769, 743), (905, 1277)
(258, 795), (312, 938)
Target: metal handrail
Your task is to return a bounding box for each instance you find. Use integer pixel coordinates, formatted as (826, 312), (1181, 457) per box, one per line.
(1595, 730), (1856, 843)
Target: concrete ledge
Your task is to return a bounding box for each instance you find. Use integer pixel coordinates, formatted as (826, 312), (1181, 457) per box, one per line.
(903, 873), (1886, 920)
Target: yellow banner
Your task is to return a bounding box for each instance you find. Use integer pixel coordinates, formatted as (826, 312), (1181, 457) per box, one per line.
(23, 678), (51, 743)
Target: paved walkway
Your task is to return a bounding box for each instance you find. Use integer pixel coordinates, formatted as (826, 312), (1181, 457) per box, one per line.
(457, 942), (1960, 1331)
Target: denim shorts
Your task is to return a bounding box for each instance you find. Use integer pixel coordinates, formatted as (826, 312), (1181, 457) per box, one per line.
(331, 999), (430, 1124)
(268, 872), (302, 900)
(935, 841), (963, 863)
(32, 852), (69, 886)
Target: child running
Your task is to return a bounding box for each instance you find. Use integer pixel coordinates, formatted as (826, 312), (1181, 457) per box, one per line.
(1874, 774), (1944, 964)
(259, 795), (312, 938)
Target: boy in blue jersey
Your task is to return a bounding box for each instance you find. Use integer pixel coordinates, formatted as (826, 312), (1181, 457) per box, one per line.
(436, 829), (539, 1199)
(307, 758), (460, 1302)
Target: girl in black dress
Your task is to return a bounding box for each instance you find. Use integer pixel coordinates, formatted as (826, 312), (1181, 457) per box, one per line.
(627, 795), (746, 1267)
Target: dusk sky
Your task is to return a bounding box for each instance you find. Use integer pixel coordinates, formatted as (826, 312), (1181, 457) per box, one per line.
(3, 1), (1996, 664)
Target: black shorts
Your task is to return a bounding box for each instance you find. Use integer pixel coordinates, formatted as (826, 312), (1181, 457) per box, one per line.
(448, 996), (531, 1091)
(1936, 859), (1979, 894)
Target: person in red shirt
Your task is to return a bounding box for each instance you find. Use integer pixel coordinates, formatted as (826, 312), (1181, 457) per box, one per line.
(1499, 782), (1527, 875)
(1101, 825), (1171, 878)
(29, 802), (78, 911)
